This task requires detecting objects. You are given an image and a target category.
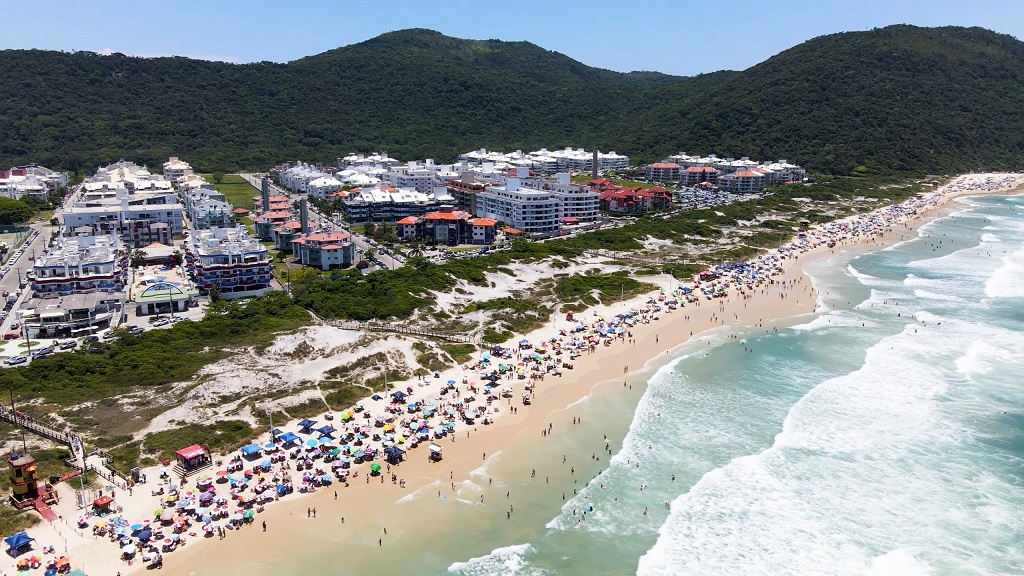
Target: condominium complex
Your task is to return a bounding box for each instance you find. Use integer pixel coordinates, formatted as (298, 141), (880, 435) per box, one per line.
(0, 165), (68, 201)
(20, 233), (127, 338)
(184, 226), (274, 296)
(460, 147), (630, 173)
(63, 160), (184, 247)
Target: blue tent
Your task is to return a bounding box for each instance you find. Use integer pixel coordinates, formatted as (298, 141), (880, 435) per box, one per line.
(270, 428), (283, 439)
(240, 444), (262, 457)
(318, 425), (337, 437)
(4, 531), (34, 552)
(390, 391), (407, 401)
(383, 446), (406, 461)
(278, 431), (300, 444)
(136, 528), (152, 542)
(298, 419), (317, 430)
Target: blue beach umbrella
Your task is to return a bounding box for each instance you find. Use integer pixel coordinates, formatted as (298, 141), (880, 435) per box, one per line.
(306, 438), (319, 447)
(260, 459), (272, 468)
(263, 443), (276, 450)
(130, 523), (143, 531)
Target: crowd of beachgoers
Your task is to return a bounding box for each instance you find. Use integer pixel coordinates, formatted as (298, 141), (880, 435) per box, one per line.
(10, 172), (1022, 576)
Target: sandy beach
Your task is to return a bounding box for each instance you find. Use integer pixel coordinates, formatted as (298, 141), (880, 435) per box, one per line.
(6, 173), (1021, 576)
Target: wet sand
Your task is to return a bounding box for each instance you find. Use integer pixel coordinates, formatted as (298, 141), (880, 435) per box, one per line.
(76, 176), (1017, 576)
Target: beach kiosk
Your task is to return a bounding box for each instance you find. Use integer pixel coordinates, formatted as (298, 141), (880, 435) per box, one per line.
(174, 444), (211, 476)
(428, 443), (443, 462)
(7, 451), (58, 510)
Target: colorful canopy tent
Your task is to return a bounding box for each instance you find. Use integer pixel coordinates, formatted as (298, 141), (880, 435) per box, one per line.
(239, 444), (262, 457)
(390, 391), (407, 401)
(298, 419), (317, 431)
(277, 432), (300, 444)
(269, 428), (284, 439)
(175, 444), (210, 471)
(317, 425), (337, 437)
(4, 531), (34, 554)
(93, 495), (113, 510)
(383, 446), (406, 463)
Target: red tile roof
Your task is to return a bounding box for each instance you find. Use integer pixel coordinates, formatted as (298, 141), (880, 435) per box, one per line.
(651, 163), (680, 169)
(472, 218), (498, 227)
(396, 216), (420, 225)
(424, 210), (471, 221)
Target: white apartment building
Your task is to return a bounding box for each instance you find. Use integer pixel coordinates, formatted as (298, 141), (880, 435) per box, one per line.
(522, 172), (601, 223)
(185, 225), (274, 297)
(477, 178), (560, 235)
(337, 152), (401, 169)
(163, 156), (193, 181)
(0, 165), (68, 200)
(276, 162), (329, 192)
(306, 176), (343, 199)
(460, 148), (629, 173)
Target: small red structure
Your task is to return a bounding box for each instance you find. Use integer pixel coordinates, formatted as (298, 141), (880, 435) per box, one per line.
(93, 495), (113, 510)
(175, 444), (211, 473)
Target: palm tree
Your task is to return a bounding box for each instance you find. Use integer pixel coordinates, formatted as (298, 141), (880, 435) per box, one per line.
(408, 241), (424, 258)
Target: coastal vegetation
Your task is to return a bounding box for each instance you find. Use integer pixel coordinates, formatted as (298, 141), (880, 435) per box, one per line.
(1, 26), (1023, 175)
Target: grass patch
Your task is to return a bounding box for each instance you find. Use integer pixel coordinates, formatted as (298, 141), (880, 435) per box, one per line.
(141, 420), (256, 466)
(553, 272), (653, 307)
(0, 292), (309, 407)
(439, 343), (477, 364)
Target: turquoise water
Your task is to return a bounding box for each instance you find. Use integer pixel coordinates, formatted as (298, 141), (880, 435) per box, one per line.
(445, 194), (1024, 575)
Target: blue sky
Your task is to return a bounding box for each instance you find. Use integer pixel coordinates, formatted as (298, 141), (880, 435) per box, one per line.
(4, 0), (1022, 76)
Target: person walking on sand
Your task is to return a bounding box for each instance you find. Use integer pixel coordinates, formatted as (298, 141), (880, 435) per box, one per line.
(262, 521), (266, 532)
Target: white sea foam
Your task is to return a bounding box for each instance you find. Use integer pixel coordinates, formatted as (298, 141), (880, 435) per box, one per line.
(984, 247), (1024, 299)
(846, 264), (877, 280)
(980, 233), (1001, 243)
(638, 310), (1024, 576)
(447, 543), (536, 576)
(912, 289), (964, 302)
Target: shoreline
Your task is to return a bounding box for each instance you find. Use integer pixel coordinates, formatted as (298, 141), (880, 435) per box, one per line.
(11, 174), (1021, 576)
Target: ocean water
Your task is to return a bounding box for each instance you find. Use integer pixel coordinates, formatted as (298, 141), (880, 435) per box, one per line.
(269, 195), (1024, 576)
(443, 194), (1024, 576)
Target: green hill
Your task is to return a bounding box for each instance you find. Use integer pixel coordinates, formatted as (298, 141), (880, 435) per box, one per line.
(0, 25), (1021, 174)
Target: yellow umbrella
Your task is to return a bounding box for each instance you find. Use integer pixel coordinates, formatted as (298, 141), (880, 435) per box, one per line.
(397, 436), (406, 443)
(383, 424), (394, 431)
(94, 520), (108, 528)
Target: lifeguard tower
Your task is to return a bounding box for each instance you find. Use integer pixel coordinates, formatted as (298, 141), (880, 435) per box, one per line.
(7, 451), (59, 521)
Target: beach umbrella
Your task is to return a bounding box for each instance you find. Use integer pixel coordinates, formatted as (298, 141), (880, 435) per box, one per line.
(130, 523), (143, 531)
(330, 448), (341, 456)
(306, 438), (319, 447)
(215, 470), (229, 477)
(137, 528), (152, 542)
(45, 569), (57, 576)
(121, 543), (137, 554)
(242, 510), (255, 519)
(260, 459), (272, 468)
(370, 463), (381, 472)
(263, 443), (276, 450)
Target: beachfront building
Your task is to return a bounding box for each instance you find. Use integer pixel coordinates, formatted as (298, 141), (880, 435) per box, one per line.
(180, 186), (235, 230)
(645, 162), (682, 182)
(28, 234), (127, 296)
(586, 179), (673, 214)
(476, 178), (560, 236)
(717, 170), (766, 193)
(340, 185), (438, 223)
(19, 233), (127, 337)
(288, 231), (356, 270)
(184, 225), (274, 297)
(394, 208), (498, 246)
(682, 166), (720, 186)
(275, 162), (330, 193)
(523, 172), (601, 224)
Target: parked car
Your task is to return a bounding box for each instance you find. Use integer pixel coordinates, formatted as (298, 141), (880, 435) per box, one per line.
(102, 331), (118, 340)
(83, 335), (100, 343)
(152, 318), (171, 327)
(59, 340), (78, 350)
(3, 355), (27, 365)
(127, 326), (145, 335)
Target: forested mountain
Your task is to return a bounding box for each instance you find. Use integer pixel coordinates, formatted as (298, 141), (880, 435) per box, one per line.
(0, 25), (1022, 174)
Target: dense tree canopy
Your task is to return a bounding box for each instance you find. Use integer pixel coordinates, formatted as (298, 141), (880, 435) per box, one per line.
(0, 25), (1021, 175)
(0, 197), (35, 224)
